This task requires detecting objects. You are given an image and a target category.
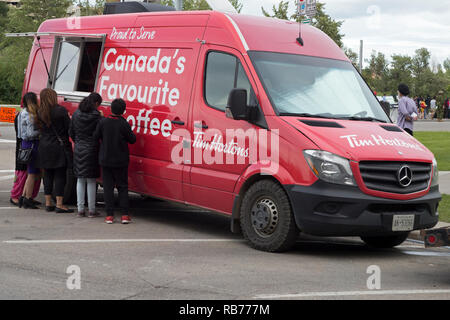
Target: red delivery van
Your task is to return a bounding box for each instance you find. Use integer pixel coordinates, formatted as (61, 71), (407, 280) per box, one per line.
(14, 4), (441, 252)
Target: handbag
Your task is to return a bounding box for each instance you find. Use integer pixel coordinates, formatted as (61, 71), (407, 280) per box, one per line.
(51, 125), (73, 169)
(17, 143), (34, 165)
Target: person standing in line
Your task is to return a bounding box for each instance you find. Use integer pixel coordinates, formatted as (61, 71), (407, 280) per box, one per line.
(10, 103), (40, 206)
(397, 84), (418, 136)
(445, 98), (450, 119)
(424, 96), (431, 120)
(93, 98), (136, 224)
(35, 88), (73, 213)
(69, 93), (103, 218)
(17, 92), (42, 209)
(430, 97), (436, 119)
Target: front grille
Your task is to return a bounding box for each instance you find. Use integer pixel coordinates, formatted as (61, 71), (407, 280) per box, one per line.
(359, 161), (431, 194)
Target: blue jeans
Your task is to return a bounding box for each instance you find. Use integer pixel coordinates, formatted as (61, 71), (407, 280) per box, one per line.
(77, 178), (97, 213)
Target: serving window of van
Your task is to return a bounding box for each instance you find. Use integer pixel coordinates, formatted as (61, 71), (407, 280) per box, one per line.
(204, 51), (256, 112)
(50, 36), (105, 95)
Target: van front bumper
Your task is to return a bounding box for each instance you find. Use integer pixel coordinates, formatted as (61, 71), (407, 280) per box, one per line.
(285, 182), (441, 237)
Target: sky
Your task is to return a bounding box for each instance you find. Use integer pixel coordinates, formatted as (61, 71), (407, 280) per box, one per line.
(239, 0), (450, 68)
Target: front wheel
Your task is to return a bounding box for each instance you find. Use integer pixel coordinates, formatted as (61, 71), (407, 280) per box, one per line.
(361, 233), (409, 248)
(240, 180), (299, 252)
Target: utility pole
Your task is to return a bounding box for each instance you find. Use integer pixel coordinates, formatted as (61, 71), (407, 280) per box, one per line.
(359, 40), (363, 73)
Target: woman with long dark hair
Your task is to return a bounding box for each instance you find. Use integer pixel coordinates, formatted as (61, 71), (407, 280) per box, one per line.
(69, 93), (103, 217)
(36, 88), (73, 213)
(17, 92), (41, 209)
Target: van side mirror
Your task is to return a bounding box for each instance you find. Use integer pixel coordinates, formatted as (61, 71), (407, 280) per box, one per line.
(226, 88), (248, 120)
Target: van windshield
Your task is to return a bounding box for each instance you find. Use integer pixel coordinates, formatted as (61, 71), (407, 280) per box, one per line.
(249, 51), (390, 122)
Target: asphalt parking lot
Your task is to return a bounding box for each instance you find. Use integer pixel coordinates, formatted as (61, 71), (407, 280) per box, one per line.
(0, 124), (449, 300)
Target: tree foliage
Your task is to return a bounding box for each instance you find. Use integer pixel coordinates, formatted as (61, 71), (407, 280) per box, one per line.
(362, 48), (450, 100)
(262, 1), (344, 48)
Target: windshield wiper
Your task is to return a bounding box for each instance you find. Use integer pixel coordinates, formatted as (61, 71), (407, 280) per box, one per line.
(339, 116), (387, 123)
(279, 112), (338, 119)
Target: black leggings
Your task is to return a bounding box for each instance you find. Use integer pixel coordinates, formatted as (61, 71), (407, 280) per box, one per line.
(43, 167), (66, 197)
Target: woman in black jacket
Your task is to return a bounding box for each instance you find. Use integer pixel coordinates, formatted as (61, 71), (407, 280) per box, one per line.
(36, 88), (73, 213)
(69, 93), (102, 217)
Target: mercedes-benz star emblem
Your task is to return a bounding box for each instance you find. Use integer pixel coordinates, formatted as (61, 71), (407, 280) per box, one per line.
(397, 165), (413, 187)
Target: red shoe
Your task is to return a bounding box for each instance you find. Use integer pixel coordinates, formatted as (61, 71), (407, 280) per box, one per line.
(105, 216), (114, 224)
(121, 215), (131, 224)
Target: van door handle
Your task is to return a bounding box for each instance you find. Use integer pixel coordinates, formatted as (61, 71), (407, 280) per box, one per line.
(171, 120), (185, 126)
(194, 122), (208, 129)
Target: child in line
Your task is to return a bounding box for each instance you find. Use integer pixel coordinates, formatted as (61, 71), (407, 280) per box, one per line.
(93, 99), (136, 224)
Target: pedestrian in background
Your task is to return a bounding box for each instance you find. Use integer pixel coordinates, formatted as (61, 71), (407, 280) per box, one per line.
(10, 103), (40, 206)
(93, 98), (136, 224)
(430, 97), (436, 119)
(69, 93), (103, 218)
(17, 92), (41, 209)
(36, 88), (73, 213)
(424, 96), (431, 119)
(397, 84), (418, 136)
(445, 98), (449, 119)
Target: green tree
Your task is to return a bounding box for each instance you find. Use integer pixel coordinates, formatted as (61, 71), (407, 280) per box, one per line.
(7, 0), (72, 33)
(362, 51), (389, 94)
(228, 0), (243, 13)
(183, 0), (211, 11)
(262, 1), (344, 48)
(0, 2), (9, 46)
(166, 0), (243, 12)
(344, 46), (358, 68)
(0, 0), (72, 104)
(262, 1), (289, 20)
(310, 2), (344, 48)
(443, 58), (450, 74)
(388, 54), (413, 95)
(78, 0), (105, 16)
(161, 0), (175, 6)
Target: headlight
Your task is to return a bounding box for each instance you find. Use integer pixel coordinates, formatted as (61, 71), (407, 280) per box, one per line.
(431, 158), (439, 187)
(303, 150), (356, 186)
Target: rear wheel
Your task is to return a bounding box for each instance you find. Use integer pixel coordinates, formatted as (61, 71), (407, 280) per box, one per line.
(361, 233), (409, 248)
(240, 180), (299, 252)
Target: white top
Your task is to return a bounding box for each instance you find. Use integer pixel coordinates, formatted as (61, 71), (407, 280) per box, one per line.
(430, 99), (436, 109)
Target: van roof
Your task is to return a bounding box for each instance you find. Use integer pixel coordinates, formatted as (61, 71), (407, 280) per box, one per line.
(38, 10), (349, 62)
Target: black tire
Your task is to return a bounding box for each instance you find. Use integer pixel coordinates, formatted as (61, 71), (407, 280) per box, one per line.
(361, 233), (409, 248)
(240, 180), (299, 252)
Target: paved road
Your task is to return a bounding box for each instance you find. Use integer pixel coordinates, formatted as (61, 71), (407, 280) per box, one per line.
(0, 124), (448, 300)
(414, 119), (450, 132)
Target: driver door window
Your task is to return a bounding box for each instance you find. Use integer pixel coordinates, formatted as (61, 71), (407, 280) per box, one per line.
(204, 51), (253, 111)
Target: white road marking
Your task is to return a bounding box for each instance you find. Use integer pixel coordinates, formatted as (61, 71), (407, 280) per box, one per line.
(4, 238), (245, 244)
(0, 175), (15, 181)
(400, 250), (450, 257)
(254, 289), (450, 299)
(0, 207), (19, 210)
(0, 139), (16, 143)
(0, 170), (15, 173)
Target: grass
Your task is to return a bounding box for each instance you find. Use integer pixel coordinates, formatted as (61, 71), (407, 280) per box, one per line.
(439, 194), (450, 223)
(414, 132), (450, 171)
(413, 132), (450, 223)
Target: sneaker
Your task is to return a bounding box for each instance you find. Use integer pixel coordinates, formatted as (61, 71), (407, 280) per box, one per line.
(105, 216), (114, 224)
(77, 211), (86, 218)
(88, 211), (100, 218)
(121, 215), (131, 224)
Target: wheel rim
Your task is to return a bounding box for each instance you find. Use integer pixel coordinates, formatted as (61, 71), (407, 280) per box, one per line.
(251, 198), (279, 238)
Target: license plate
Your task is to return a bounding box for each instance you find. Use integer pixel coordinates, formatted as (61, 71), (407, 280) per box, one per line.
(392, 215), (415, 231)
